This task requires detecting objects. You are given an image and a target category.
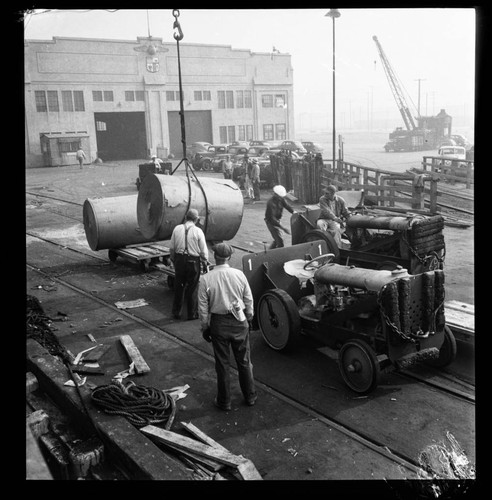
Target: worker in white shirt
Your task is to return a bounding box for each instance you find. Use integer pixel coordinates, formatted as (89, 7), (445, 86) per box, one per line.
(197, 243), (257, 411)
(169, 209), (208, 320)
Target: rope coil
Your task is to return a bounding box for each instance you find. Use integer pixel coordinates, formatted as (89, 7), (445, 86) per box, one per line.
(91, 379), (177, 429)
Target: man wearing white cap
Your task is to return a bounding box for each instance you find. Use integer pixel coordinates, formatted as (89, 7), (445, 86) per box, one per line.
(198, 243), (257, 411)
(264, 185), (295, 248)
(169, 208), (208, 320)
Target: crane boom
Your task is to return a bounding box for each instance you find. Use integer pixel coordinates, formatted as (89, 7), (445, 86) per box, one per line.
(372, 36), (417, 131)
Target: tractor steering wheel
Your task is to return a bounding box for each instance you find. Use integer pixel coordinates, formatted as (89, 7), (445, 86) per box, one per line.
(303, 253), (335, 270)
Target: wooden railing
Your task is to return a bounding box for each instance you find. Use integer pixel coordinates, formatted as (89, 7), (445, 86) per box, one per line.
(419, 156), (474, 189)
(321, 160), (440, 213)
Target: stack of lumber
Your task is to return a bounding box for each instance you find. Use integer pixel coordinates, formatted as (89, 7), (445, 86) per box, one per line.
(141, 421), (262, 480)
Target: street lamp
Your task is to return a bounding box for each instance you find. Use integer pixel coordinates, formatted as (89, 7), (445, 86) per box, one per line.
(325, 8), (341, 172)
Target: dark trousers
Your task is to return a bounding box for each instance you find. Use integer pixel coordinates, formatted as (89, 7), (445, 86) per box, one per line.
(210, 313), (256, 406)
(252, 180), (260, 200)
(265, 219), (286, 248)
(172, 254), (201, 319)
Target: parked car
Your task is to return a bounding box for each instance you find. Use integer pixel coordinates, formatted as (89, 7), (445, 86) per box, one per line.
(249, 140), (272, 149)
(191, 144), (227, 171)
(228, 141), (250, 150)
(301, 141), (324, 154)
(280, 140), (307, 155)
(186, 142), (212, 158)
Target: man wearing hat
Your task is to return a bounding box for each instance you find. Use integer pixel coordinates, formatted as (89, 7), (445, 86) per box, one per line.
(169, 208), (209, 320)
(264, 185), (295, 248)
(197, 243), (257, 411)
(316, 185), (350, 247)
(250, 158), (261, 202)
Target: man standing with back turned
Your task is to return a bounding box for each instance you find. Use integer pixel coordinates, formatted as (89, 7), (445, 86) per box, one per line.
(198, 243), (257, 411)
(264, 185), (295, 249)
(169, 209), (208, 320)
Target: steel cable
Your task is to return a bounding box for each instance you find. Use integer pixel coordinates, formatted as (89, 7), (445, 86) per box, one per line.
(91, 379), (177, 429)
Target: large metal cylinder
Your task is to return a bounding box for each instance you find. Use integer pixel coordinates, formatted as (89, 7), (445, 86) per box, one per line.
(137, 174), (244, 241)
(347, 214), (411, 231)
(83, 195), (151, 251)
(314, 263), (409, 292)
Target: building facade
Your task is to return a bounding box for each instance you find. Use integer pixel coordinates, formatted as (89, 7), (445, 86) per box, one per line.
(24, 36), (294, 168)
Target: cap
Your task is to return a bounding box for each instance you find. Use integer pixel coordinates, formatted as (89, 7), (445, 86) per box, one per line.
(186, 208), (199, 221)
(252, 158), (259, 164)
(325, 185), (337, 193)
(273, 185), (287, 197)
(213, 243), (234, 258)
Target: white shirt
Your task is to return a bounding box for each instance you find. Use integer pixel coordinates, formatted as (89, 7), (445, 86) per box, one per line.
(169, 221), (208, 260)
(198, 264), (254, 329)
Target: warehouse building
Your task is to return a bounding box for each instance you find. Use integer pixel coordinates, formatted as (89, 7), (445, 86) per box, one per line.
(24, 36), (294, 168)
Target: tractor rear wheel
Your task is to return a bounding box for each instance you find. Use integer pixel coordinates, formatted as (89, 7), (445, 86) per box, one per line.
(257, 289), (301, 351)
(339, 339), (381, 394)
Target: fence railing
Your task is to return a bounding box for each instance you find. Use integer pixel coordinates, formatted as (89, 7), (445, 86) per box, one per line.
(419, 156), (474, 189)
(320, 160), (440, 213)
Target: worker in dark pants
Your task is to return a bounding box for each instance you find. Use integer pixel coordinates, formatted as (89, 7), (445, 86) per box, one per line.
(198, 243), (257, 411)
(169, 209), (209, 320)
(264, 185), (295, 248)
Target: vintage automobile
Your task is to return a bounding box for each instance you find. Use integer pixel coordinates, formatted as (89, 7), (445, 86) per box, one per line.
(242, 240), (455, 394)
(280, 140), (308, 155)
(186, 141), (212, 158)
(301, 141), (324, 154)
(437, 145), (467, 167)
(191, 144), (228, 171)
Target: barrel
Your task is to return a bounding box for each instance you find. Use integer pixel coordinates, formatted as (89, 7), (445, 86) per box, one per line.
(137, 174), (244, 241)
(83, 195), (151, 251)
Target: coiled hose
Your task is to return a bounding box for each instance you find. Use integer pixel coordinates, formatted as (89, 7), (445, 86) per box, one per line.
(91, 379), (177, 429)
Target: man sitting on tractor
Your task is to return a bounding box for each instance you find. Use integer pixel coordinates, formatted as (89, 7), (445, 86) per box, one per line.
(316, 185), (351, 247)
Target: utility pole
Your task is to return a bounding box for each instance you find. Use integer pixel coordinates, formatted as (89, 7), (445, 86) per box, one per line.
(415, 78), (426, 116)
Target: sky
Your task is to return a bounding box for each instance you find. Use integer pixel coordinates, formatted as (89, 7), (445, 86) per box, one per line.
(23, 8), (477, 132)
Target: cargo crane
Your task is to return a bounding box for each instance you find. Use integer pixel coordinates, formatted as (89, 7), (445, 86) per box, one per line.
(372, 36), (451, 152)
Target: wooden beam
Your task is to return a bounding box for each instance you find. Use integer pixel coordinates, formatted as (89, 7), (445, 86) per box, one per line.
(140, 425), (243, 467)
(119, 335), (150, 374)
(180, 421), (229, 452)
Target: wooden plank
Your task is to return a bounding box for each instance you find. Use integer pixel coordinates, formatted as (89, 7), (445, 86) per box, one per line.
(236, 459), (263, 480)
(71, 364), (105, 375)
(445, 300), (474, 315)
(82, 344), (111, 362)
(119, 335), (150, 374)
(140, 425), (243, 467)
(181, 422), (229, 452)
(165, 444), (224, 472)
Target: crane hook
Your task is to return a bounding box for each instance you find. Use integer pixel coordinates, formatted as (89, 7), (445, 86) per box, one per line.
(172, 9), (184, 41)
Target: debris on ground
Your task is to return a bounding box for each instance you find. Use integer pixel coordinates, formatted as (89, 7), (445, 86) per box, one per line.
(114, 298), (149, 309)
(141, 422), (262, 480)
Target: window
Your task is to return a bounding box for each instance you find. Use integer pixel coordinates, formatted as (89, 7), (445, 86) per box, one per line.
(275, 94), (286, 108)
(246, 125), (253, 141)
(263, 124), (274, 141)
(58, 140), (80, 153)
(218, 91), (226, 109)
(244, 91), (252, 108)
(276, 123), (286, 140)
(219, 126), (228, 144)
(227, 126), (235, 143)
(96, 121), (107, 132)
(47, 91), (59, 112)
(203, 90), (211, 100)
(35, 91), (47, 112)
(226, 91), (234, 108)
(103, 91), (114, 101)
(73, 91), (85, 111)
(194, 91), (203, 101)
(62, 91), (74, 112)
(236, 91), (244, 108)
(93, 90), (103, 102)
(125, 91), (135, 101)
(262, 95), (273, 108)
(135, 91), (145, 101)
(166, 91), (182, 101)
(238, 125), (245, 141)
